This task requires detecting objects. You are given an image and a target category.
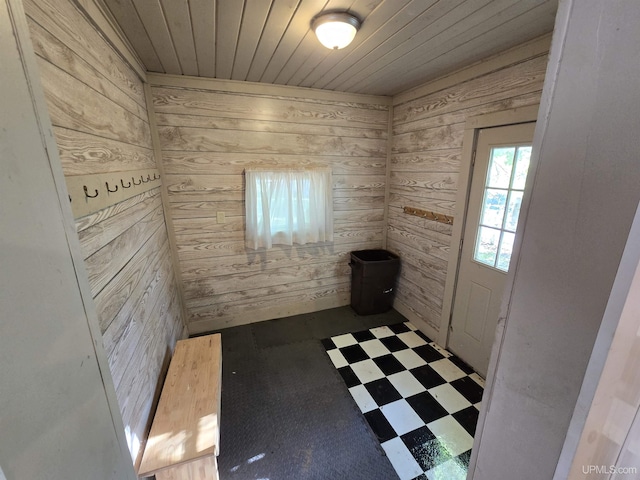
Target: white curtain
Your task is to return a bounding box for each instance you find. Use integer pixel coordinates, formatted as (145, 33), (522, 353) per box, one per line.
(245, 168), (333, 249)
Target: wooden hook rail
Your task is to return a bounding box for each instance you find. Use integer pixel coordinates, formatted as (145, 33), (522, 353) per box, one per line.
(403, 206), (454, 225)
(66, 168), (161, 219)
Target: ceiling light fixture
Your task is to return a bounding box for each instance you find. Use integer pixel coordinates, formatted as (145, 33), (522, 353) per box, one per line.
(312, 12), (361, 50)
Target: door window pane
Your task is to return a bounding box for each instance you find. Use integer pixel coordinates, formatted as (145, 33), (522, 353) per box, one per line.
(480, 189), (508, 228)
(504, 191), (524, 232)
(497, 232), (516, 271)
(486, 147), (515, 188)
(473, 144), (531, 272)
(512, 147), (532, 190)
(475, 226), (500, 267)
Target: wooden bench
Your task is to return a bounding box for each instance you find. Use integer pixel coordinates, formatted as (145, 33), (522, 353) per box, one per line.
(138, 334), (222, 480)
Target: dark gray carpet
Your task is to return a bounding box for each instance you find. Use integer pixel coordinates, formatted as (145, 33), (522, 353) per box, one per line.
(210, 306), (406, 480)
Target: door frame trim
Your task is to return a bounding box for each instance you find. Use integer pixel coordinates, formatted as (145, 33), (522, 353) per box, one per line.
(438, 105), (540, 348)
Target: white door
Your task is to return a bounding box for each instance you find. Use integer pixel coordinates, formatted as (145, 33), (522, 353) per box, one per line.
(448, 123), (535, 377)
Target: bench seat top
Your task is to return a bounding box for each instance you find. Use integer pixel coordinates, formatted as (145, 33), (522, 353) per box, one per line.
(138, 334), (222, 477)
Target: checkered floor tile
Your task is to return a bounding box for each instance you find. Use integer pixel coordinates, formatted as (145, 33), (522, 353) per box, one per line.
(322, 322), (485, 480)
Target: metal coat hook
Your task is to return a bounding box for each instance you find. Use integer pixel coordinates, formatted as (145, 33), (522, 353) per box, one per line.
(132, 176), (142, 186)
(153, 173), (161, 180)
(83, 185), (99, 198)
(141, 175), (149, 184)
(121, 178), (131, 188)
(106, 181), (118, 193)
(146, 174), (152, 182)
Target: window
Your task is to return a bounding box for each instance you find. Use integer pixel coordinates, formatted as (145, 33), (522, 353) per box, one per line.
(473, 144), (532, 271)
(245, 168), (333, 249)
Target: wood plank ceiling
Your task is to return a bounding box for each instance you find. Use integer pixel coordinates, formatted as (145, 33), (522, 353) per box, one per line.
(103, 0), (558, 96)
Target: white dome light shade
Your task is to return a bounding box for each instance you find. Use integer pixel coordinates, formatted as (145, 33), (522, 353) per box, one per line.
(312, 13), (360, 50)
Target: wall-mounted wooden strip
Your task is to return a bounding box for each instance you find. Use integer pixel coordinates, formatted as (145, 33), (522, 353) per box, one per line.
(66, 169), (160, 218)
(403, 206), (454, 225)
(393, 205), (453, 237)
(390, 196), (456, 223)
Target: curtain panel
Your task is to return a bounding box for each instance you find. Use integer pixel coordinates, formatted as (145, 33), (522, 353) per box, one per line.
(245, 168), (333, 249)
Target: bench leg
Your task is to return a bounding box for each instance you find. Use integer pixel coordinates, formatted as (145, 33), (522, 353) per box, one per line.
(155, 456), (218, 480)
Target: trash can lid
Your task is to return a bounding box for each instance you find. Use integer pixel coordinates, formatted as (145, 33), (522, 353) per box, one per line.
(351, 249), (399, 262)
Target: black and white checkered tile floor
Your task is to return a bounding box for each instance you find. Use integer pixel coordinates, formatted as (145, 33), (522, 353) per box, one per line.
(322, 321), (485, 480)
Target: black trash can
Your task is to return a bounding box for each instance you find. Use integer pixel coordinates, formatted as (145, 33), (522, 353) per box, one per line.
(349, 249), (400, 315)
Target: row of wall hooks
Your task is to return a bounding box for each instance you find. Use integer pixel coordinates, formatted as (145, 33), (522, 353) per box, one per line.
(403, 206), (454, 225)
(75, 173), (161, 200)
(67, 169), (161, 219)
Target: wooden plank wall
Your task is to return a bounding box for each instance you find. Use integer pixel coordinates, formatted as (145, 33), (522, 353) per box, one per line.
(148, 76), (390, 333)
(388, 37), (550, 339)
(24, 0), (185, 466)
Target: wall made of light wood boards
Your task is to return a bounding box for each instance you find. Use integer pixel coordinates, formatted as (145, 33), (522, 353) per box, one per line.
(388, 36), (550, 339)
(24, 0), (185, 465)
(148, 75), (391, 332)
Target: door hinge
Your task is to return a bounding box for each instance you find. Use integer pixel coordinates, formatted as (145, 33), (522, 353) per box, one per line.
(471, 149), (477, 167)
(459, 238), (464, 252)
